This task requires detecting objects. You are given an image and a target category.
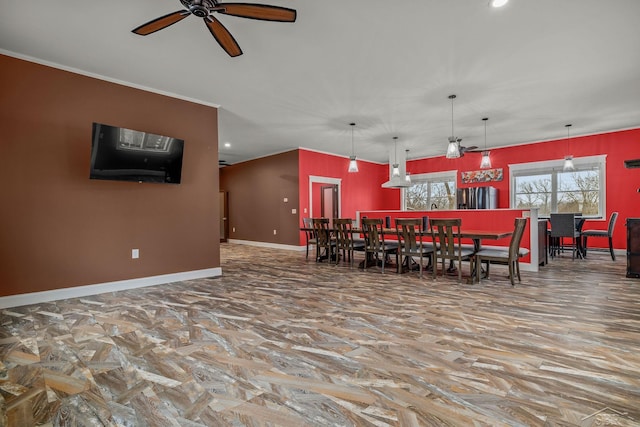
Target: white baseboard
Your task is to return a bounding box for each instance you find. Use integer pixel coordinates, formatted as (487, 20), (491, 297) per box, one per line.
(227, 239), (304, 252)
(0, 267), (222, 309)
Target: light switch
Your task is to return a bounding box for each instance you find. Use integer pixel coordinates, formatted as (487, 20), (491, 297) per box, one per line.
(283, 197), (288, 202)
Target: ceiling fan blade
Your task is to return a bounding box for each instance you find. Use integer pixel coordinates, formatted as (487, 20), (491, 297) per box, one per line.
(205, 17), (243, 57)
(217, 3), (297, 22)
(132, 10), (190, 35)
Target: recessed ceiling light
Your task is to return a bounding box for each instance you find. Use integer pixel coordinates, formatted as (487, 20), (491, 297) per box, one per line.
(224, 142), (231, 148)
(490, 0), (509, 7)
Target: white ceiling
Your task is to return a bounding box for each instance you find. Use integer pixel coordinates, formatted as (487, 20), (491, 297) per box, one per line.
(2, 0), (640, 165)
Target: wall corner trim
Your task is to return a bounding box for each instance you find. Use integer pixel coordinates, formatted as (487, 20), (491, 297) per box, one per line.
(0, 268), (222, 309)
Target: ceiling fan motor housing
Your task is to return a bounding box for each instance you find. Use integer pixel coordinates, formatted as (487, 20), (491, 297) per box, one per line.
(180, 0), (217, 17)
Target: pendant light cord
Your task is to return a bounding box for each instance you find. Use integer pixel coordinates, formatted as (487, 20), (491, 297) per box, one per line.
(483, 117), (488, 149)
(350, 122), (356, 156)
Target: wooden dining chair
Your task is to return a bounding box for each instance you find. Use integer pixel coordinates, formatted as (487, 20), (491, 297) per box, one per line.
(429, 218), (474, 282)
(333, 218), (364, 267)
(395, 218), (434, 278)
(581, 211), (618, 260)
(312, 218), (335, 264)
(361, 218), (398, 274)
(473, 217), (528, 286)
(302, 217), (317, 260)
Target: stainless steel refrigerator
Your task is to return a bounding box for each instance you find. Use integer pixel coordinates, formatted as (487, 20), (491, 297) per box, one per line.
(456, 186), (497, 209)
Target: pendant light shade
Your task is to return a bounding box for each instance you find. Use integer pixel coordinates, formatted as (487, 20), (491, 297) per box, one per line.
(446, 95), (460, 159)
(348, 122), (358, 173)
(480, 117), (492, 169)
(563, 124), (575, 171)
(392, 136), (400, 177)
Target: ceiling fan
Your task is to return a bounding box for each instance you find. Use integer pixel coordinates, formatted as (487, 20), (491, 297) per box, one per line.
(132, 0), (297, 57)
(455, 138), (480, 157)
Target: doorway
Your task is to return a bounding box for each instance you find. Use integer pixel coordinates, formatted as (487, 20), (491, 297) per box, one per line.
(219, 191), (228, 243)
(308, 175), (341, 222)
(321, 185), (338, 226)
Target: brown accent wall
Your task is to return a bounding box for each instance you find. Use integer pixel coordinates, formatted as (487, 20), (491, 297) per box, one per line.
(0, 55), (220, 298)
(220, 151), (299, 245)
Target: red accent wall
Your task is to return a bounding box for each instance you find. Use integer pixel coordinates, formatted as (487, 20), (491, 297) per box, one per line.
(407, 129), (640, 250)
(298, 149), (400, 245)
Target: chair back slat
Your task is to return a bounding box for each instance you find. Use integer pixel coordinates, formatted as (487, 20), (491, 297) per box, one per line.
(509, 218), (528, 259)
(395, 218), (421, 252)
(550, 213), (578, 238)
(312, 218), (331, 246)
(430, 218), (462, 258)
(608, 212), (619, 235)
(334, 218), (354, 251)
(362, 218), (384, 251)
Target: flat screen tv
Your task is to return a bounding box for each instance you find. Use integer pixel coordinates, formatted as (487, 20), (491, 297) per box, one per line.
(90, 122), (184, 184)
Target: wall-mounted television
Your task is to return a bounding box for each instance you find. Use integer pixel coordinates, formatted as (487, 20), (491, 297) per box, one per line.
(90, 122), (184, 184)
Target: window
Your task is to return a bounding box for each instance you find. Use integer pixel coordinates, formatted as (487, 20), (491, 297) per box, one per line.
(404, 170), (457, 210)
(510, 155), (606, 217)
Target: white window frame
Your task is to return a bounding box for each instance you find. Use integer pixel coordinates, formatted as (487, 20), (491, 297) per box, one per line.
(402, 170), (457, 211)
(509, 155), (606, 217)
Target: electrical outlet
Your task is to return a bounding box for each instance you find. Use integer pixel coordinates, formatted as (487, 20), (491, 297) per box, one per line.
(283, 197), (288, 202)
(291, 208), (297, 214)
(232, 227), (236, 232)
(273, 229), (277, 235)
(132, 249), (139, 259)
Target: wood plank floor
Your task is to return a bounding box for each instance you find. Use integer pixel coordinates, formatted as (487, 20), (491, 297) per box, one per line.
(1, 244), (640, 426)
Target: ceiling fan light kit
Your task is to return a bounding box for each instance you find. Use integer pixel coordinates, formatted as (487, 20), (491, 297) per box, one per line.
(132, 0), (297, 57)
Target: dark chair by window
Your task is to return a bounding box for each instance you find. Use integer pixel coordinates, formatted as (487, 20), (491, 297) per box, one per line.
(582, 212), (618, 261)
(312, 218), (335, 264)
(395, 218), (434, 278)
(549, 213), (581, 259)
(429, 218), (475, 282)
(361, 218), (398, 274)
(474, 218), (528, 286)
(302, 217), (317, 260)
(334, 218), (364, 267)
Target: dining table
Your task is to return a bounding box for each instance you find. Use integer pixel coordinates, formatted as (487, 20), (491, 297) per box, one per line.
(344, 227), (513, 278)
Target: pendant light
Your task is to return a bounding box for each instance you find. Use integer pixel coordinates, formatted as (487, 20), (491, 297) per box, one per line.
(563, 124), (575, 171)
(405, 149), (411, 183)
(446, 94), (460, 159)
(480, 117), (492, 169)
(392, 136), (400, 177)
(348, 122), (358, 173)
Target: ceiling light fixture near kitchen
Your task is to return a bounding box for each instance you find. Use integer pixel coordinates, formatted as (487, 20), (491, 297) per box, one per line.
(480, 117), (492, 169)
(446, 95), (461, 159)
(348, 122), (359, 173)
(490, 0), (509, 8)
(563, 124), (575, 171)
